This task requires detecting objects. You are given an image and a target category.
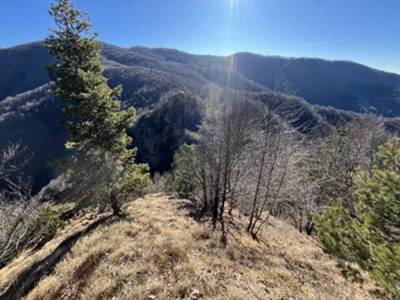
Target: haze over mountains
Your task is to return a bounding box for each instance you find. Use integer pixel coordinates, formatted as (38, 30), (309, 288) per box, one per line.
(1, 41), (400, 190)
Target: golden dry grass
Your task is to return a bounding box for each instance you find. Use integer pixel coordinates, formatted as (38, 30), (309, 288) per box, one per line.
(1, 193), (376, 299)
(0, 210), (108, 295)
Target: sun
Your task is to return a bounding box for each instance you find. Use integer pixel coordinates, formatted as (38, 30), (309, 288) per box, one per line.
(226, 0), (239, 15)
(223, 0), (255, 19)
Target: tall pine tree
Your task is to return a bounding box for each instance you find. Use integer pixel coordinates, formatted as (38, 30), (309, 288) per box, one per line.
(46, 0), (151, 215)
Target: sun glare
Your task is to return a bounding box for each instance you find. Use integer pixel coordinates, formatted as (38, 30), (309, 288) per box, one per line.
(224, 0), (243, 18)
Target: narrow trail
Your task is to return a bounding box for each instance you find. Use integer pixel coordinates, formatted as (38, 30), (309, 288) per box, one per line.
(0, 215), (116, 300)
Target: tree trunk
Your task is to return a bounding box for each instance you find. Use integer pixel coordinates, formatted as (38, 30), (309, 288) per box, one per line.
(109, 189), (121, 216)
(201, 196), (208, 216)
(212, 193), (219, 230)
(305, 220), (314, 236)
(298, 208), (303, 233)
(247, 138), (268, 232)
(201, 172), (208, 215)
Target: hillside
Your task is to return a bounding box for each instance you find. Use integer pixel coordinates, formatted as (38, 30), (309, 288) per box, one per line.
(0, 77), (329, 192)
(2, 42), (400, 115)
(0, 194), (375, 300)
(1, 41), (400, 192)
(230, 53), (400, 115)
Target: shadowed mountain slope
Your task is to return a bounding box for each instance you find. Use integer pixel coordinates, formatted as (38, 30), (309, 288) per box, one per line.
(1, 41), (400, 191)
(2, 42), (400, 116)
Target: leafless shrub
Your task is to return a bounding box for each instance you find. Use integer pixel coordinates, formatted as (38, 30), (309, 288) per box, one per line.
(0, 144), (38, 267)
(277, 115), (390, 234)
(171, 90), (392, 239)
(171, 89), (308, 239)
(152, 172), (172, 193)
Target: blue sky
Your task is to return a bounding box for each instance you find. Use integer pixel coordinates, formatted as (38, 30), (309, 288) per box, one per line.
(1, 0), (399, 73)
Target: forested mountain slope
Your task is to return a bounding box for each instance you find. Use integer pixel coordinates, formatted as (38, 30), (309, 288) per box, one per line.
(231, 52), (400, 115)
(1, 41), (400, 191)
(2, 42), (400, 115)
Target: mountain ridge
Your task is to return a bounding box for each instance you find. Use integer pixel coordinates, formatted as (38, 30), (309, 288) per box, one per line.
(1, 40), (400, 191)
(2, 41), (400, 115)
(3, 40), (400, 77)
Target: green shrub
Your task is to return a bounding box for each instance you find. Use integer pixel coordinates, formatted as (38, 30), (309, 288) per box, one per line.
(34, 203), (74, 241)
(316, 138), (400, 298)
(27, 203), (75, 248)
(169, 144), (197, 197)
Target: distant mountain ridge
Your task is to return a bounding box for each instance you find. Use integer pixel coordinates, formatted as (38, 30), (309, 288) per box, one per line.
(2, 41), (400, 116)
(1, 41), (400, 191)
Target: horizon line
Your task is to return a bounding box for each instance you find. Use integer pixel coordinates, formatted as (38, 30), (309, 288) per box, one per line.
(1, 39), (399, 76)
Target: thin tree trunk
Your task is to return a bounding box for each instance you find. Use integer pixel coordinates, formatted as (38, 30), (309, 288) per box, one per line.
(247, 138), (268, 231)
(212, 193), (220, 230)
(305, 218), (314, 235)
(200, 165), (208, 215)
(109, 189), (120, 216)
(299, 208), (303, 233)
(212, 146), (223, 230)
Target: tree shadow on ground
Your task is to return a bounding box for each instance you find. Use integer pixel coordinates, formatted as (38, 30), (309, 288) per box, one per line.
(169, 194), (209, 222)
(0, 214), (120, 300)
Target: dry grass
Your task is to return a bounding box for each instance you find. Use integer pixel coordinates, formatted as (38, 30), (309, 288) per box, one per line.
(0, 210), (107, 294)
(1, 193), (376, 299)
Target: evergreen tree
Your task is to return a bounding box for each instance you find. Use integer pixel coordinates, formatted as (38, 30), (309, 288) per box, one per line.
(169, 143), (198, 197)
(45, 0), (152, 214)
(316, 138), (400, 298)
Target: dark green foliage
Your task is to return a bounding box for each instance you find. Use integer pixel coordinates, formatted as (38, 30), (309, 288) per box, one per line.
(315, 201), (370, 281)
(316, 138), (400, 298)
(45, 0), (151, 213)
(46, 0), (135, 158)
(133, 91), (201, 173)
(29, 203), (73, 245)
(169, 143), (197, 196)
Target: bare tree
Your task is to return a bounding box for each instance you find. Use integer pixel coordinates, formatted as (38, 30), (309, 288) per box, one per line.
(245, 106), (303, 238)
(171, 89), (312, 240)
(170, 86), (391, 242)
(170, 90), (260, 241)
(195, 91), (258, 235)
(280, 115), (390, 235)
(0, 144), (37, 267)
